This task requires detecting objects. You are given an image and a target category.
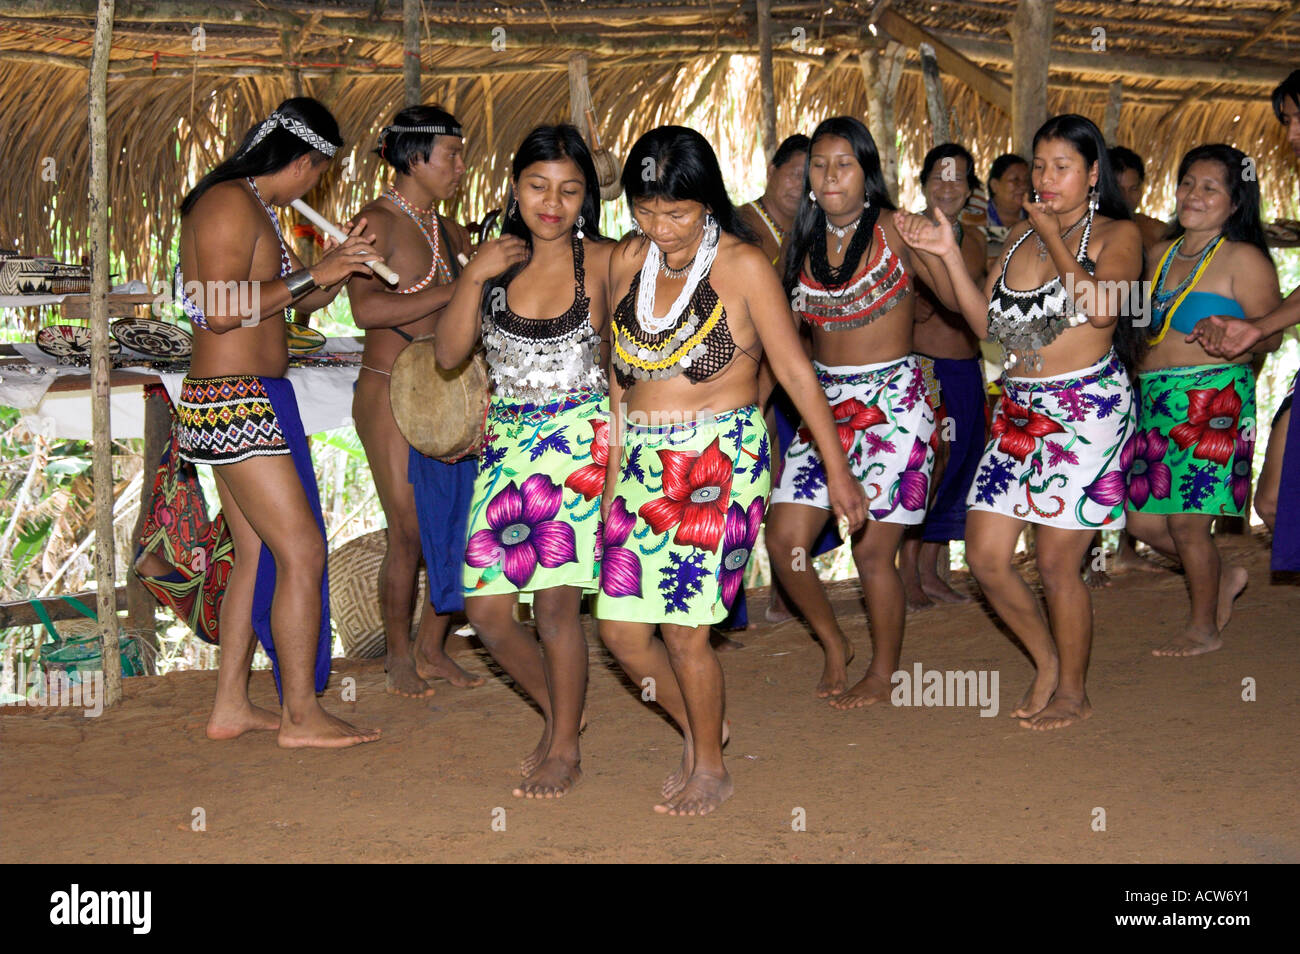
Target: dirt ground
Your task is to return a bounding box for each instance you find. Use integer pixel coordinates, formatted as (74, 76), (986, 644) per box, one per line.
(3, 534), (1297, 864)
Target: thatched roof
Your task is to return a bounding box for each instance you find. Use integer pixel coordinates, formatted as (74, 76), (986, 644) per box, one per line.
(1, 0), (1297, 284)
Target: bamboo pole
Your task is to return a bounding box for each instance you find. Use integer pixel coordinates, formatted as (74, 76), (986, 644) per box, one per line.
(919, 42), (949, 147)
(403, 0), (420, 106)
(1103, 79), (1123, 147)
(88, 0), (120, 706)
(1010, 0), (1054, 159)
(756, 0), (776, 161)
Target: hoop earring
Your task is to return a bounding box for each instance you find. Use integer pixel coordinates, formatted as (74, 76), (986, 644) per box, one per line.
(576, 214), (585, 240)
(809, 189), (816, 202)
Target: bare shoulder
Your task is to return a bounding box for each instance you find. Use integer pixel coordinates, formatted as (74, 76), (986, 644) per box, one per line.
(610, 232), (649, 276)
(1093, 215), (1141, 245)
(190, 179), (257, 226)
(1223, 239), (1276, 275)
(582, 236), (616, 274)
(1003, 218), (1034, 245)
(720, 231), (772, 274)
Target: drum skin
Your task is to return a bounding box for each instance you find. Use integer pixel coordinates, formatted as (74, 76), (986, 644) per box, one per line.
(389, 336), (488, 462)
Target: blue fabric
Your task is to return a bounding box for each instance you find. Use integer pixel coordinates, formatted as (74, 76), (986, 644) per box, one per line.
(409, 446), (476, 613)
(922, 356), (986, 543)
(1273, 369), (1300, 573)
(252, 377), (331, 699)
(1169, 292), (1246, 335)
(771, 386), (842, 557)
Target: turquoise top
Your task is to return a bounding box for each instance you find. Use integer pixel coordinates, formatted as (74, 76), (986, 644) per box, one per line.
(1167, 291), (1246, 335)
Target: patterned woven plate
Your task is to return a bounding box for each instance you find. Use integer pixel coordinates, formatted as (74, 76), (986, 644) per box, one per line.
(111, 317), (193, 359)
(286, 322), (326, 355)
(35, 324), (121, 358)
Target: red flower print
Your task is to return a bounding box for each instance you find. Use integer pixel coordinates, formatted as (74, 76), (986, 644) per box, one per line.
(564, 419), (610, 500)
(1169, 385), (1241, 467)
(797, 397), (887, 452)
(991, 398), (1065, 462)
(638, 436), (734, 552)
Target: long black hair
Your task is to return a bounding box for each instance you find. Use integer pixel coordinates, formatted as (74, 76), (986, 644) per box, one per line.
(782, 116), (895, 296)
(1271, 69), (1300, 121)
(1031, 114), (1143, 370)
(374, 104), (461, 174)
(180, 97), (341, 216)
(484, 124), (606, 313)
(621, 125), (757, 243)
(1167, 144), (1272, 262)
(1031, 114), (1130, 221)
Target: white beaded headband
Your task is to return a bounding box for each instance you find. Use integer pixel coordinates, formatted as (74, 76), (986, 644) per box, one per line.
(240, 111), (338, 157)
(379, 123), (463, 140)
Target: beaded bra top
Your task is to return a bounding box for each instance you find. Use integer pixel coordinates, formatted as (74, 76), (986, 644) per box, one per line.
(176, 178), (292, 331)
(987, 211), (1096, 361)
(797, 224), (911, 331)
(611, 266), (735, 387)
(480, 235), (604, 404)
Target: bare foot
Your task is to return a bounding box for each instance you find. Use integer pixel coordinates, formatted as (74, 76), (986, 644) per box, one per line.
(904, 581), (934, 611)
(414, 649), (485, 688)
(385, 654), (436, 698)
(277, 705), (381, 749)
(920, 577), (972, 604)
(815, 633), (855, 698)
(521, 724), (551, 777)
(1152, 623), (1223, 657)
(513, 755), (581, 798)
(1019, 693), (1092, 730)
(1009, 656), (1059, 719)
(829, 668), (892, 711)
(664, 738), (692, 799)
(1114, 547), (1163, 573)
(1083, 565), (1113, 589)
(765, 589), (795, 624)
(655, 770), (734, 816)
(205, 701), (280, 740)
(1216, 565), (1248, 631)
(711, 631), (745, 652)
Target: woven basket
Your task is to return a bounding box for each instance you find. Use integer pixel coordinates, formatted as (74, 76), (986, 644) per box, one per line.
(328, 529), (428, 659)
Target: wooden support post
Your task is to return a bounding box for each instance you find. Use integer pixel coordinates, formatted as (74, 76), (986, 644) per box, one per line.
(88, 0), (120, 706)
(481, 75), (495, 166)
(1103, 79), (1123, 146)
(757, 0), (777, 161)
(1010, 0), (1055, 158)
(403, 0), (420, 106)
(280, 30), (301, 98)
(919, 42), (949, 147)
(859, 44), (904, 202)
(125, 389), (169, 673)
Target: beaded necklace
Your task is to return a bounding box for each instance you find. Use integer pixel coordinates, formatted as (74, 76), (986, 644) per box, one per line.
(383, 188), (448, 293)
(751, 198), (785, 250)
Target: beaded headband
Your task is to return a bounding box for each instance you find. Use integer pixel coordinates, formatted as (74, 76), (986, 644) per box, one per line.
(240, 111), (338, 157)
(380, 123), (463, 139)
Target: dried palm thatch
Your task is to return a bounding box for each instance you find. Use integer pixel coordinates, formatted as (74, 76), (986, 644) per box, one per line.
(0, 0), (1296, 286)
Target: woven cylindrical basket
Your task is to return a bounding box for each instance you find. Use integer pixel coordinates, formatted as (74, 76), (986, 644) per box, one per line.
(328, 529), (428, 659)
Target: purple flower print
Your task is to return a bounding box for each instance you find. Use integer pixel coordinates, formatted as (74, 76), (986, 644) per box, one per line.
(871, 437), (929, 520)
(1231, 436), (1252, 513)
(465, 474), (576, 588)
(1124, 428), (1172, 509)
(598, 497), (642, 598)
(720, 498), (764, 609)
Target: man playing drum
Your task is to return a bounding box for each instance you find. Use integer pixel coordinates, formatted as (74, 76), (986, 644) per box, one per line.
(348, 105), (484, 697)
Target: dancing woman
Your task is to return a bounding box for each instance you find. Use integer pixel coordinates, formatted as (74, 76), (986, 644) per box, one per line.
(176, 98), (383, 747)
(595, 125), (867, 816)
(899, 142), (988, 611)
(436, 125), (612, 798)
(897, 114), (1144, 730)
(765, 116), (937, 708)
(1125, 144), (1281, 656)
